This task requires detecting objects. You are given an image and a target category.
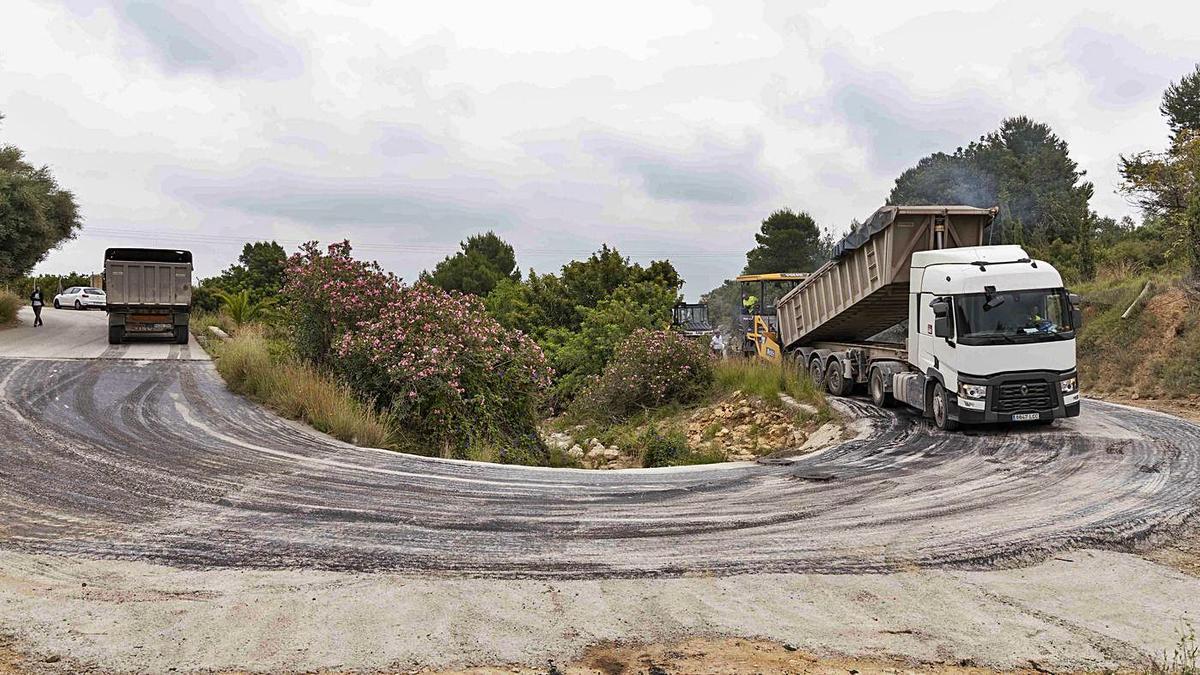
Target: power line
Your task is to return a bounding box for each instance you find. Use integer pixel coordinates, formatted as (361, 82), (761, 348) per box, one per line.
(78, 226), (744, 259)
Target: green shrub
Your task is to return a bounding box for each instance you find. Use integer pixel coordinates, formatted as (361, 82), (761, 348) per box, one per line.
(641, 426), (689, 467)
(0, 289), (19, 324)
(570, 328), (713, 422)
(215, 288), (275, 326)
(545, 281), (679, 407)
(640, 425), (726, 468)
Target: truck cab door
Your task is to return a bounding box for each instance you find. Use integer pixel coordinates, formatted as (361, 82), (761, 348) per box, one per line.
(917, 295), (958, 385)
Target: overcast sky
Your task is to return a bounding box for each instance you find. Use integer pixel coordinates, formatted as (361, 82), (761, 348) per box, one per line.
(3, 1), (1198, 298)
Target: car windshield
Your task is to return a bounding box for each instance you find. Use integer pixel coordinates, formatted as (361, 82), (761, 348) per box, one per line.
(954, 288), (1074, 344)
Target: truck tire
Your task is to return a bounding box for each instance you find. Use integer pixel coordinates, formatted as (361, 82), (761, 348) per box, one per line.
(932, 383), (959, 431)
(869, 368), (894, 408)
(174, 326), (189, 344)
(808, 359), (824, 387)
(108, 326), (124, 345)
(825, 360), (852, 397)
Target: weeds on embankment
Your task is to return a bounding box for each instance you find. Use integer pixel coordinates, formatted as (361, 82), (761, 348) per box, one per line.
(713, 358), (830, 413)
(1148, 621), (1198, 675)
(1075, 273), (1200, 399)
(0, 289), (20, 325)
(207, 325), (394, 450)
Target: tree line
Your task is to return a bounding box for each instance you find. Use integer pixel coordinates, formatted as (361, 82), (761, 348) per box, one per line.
(699, 61), (1200, 323)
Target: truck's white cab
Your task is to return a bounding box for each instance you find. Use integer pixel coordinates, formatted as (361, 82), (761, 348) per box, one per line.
(895, 245), (1081, 429)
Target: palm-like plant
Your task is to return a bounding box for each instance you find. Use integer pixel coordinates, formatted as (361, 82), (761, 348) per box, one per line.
(215, 289), (275, 326)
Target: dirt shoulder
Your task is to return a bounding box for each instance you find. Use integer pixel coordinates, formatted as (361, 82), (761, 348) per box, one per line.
(0, 549), (1194, 674)
(1091, 394), (1200, 424)
(0, 636), (1054, 675)
(421, 637), (1039, 675)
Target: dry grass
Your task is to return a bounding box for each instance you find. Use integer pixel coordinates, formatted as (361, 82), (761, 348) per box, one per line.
(713, 357), (828, 411)
(0, 290), (20, 326)
(212, 326), (394, 449)
(1076, 274), (1200, 398)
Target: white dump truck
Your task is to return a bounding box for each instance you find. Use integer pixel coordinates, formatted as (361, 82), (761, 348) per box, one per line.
(776, 205), (1081, 429)
(103, 248), (193, 345)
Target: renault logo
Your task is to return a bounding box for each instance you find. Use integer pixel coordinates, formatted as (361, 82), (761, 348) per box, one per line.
(1019, 384), (1029, 396)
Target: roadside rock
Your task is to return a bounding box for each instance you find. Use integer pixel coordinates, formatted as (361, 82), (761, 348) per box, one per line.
(684, 390), (831, 461)
(798, 422), (841, 453)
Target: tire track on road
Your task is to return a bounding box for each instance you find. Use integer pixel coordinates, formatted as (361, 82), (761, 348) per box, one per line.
(1, 357), (1198, 578)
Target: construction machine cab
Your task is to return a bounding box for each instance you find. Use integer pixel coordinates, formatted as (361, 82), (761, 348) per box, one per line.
(736, 273), (808, 363)
(671, 302), (714, 338)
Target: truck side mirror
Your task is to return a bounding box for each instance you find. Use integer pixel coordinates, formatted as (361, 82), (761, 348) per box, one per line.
(929, 299), (953, 339)
(1069, 293), (1083, 329)
(934, 316), (953, 339)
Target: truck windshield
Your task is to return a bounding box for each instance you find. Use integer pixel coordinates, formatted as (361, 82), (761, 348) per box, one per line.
(954, 288), (1075, 344)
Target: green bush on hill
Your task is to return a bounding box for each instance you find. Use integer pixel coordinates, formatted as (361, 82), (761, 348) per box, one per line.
(569, 328), (714, 423)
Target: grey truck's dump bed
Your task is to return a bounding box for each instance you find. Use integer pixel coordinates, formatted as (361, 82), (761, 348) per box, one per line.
(103, 248), (193, 309)
(776, 205), (995, 348)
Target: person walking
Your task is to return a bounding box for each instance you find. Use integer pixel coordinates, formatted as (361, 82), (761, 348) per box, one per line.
(709, 332), (725, 358)
(29, 287), (44, 327)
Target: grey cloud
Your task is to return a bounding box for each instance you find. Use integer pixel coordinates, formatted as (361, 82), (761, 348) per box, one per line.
(87, 0), (303, 78)
(808, 51), (1004, 174)
(577, 130), (777, 206)
(1062, 25), (1190, 108)
(374, 125), (445, 158)
(161, 165), (517, 233)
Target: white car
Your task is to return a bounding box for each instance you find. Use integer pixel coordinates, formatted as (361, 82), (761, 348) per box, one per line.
(53, 286), (107, 310)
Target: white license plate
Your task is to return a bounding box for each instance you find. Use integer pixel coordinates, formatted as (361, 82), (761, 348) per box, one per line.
(1012, 413), (1040, 421)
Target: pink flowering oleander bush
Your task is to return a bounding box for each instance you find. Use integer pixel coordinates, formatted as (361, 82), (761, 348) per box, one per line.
(569, 328), (713, 423)
(283, 241), (403, 365)
(283, 241), (554, 463)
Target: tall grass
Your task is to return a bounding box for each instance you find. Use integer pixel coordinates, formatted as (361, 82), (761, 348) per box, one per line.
(0, 289), (20, 325)
(213, 326), (394, 448)
(713, 358), (827, 410)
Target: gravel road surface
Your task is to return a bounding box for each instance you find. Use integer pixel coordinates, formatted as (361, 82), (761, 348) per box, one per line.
(0, 306), (1197, 671)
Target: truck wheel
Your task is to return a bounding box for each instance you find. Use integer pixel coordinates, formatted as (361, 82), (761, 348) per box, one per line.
(932, 383), (959, 431)
(808, 359), (824, 387)
(108, 326), (124, 345)
(870, 369), (894, 408)
(825, 360), (852, 397)
(174, 326), (189, 344)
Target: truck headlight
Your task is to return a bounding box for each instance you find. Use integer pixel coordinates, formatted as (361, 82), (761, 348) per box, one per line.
(958, 383), (987, 400)
(1060, 377), (1078, 393)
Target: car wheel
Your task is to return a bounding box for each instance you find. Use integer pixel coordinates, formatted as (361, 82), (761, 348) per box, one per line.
(825, 360), (852, 397)
(932, 383), (960, 431)
(74, 300), (81, 310)
(870, 368), (894, 408)
(53, 300), (61, 309)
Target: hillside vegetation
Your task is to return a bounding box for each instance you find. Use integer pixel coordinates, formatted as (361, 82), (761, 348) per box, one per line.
(1076, 273), (1199, 400)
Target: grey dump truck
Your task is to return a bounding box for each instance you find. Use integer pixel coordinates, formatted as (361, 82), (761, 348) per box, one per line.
(776, 205), (1081, 430)
(104, 248), (193, 345)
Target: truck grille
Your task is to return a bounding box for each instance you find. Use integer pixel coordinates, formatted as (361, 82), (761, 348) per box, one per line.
(995, 381), (1055, 413)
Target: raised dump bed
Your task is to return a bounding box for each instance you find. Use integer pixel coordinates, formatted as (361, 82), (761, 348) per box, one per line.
(777, 205), (995, 348)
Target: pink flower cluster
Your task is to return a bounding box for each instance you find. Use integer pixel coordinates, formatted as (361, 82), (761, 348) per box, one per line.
(283, 241), (553, 447)
(571, 328), (713, 421)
